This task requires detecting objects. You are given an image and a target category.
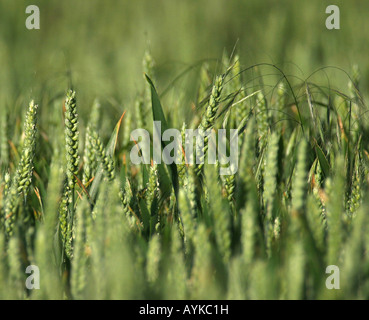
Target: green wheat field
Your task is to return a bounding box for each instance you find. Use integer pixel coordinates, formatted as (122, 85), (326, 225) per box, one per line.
(0, 0), (369, 300)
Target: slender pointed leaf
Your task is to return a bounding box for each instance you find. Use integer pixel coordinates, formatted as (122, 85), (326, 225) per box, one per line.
(145, 74), (179, 207)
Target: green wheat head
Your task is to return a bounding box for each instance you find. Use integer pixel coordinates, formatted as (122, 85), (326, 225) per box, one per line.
(65, 90), (79, 191)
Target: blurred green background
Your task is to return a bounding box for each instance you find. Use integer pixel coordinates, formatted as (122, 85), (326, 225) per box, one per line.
(0, 0), (368, 117)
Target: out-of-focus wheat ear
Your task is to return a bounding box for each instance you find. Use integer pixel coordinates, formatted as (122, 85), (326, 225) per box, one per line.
(256, 91), (269, 148)
(241, 199), (257, 265)
(205, 161), (231, 263)
(3, 172), (11, 199)
(146, 234), (161, 285)
(82, 99), (101, 187)
(89, 181), (110, 298)
(197, 62), (211, 105)
(82, 125), (95, 186)
(164, 225), (187, 299)
(221, 50), (231, 74)
(230, 55), (242, 90)
(4, 100), (38, 237)
(306, 194), (325, 253)
(263, 132), (280, 255)
(288, 137), (309, 267)
(326, 155), (345, 266)
(220, 52), (233, 116)
(285, 241), (305, 300)
(207, 162), (231, 263)
(90, 188), (107, 299)
(7, 235), (24, 299)
(0, 108), (8, 168)
(238, 118), (255, 187)
(227, 257), (246, 299)
(90, 130), (115, 181)
(275, 82), (286, 130)
(291, 138), (308, 214)
(264, 131), (279, 217)
(90, 98), (101, 129)
(3, 178), (20, 237)
(105, 178), (126, 231)
(247, 260), (274, 299)
(241, 169), (261, 265)
(64, 90), (79, 192)
(178, 188), (195, 254)
(193, 222), (222, 299)
(341, 203), (367, 297)
(190, 223), (213, 298)
(34, 151), (64, 299)
(143, 49), (155, 79)
(134, 94), (146, 130)
(71, 199), (89, 300)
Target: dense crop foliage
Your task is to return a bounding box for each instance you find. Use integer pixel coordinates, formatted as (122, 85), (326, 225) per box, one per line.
(0, 52), (368, 300)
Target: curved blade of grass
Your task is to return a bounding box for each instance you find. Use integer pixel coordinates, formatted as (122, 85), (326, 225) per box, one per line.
(145, 74), (179, 210)
(315, 142), (330, 178)
(90, 111), (125, 201)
